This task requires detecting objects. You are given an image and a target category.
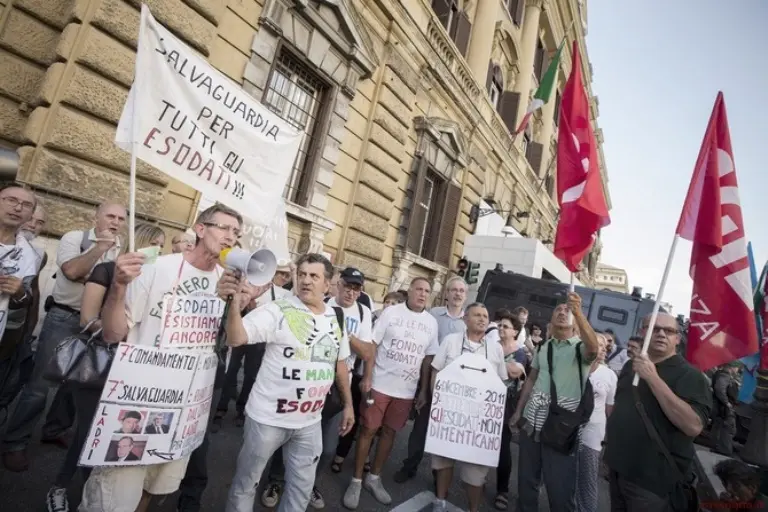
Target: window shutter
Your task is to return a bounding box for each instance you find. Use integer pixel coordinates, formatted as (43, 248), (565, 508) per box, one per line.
(498, 91), (520, 134)
(431, 0), (452, 30)
(434, 182), (462, 266)
(486, 61), (494, 92)
(533, 41), (545, 81)
(554, 91), (561, 126)
(406, 159), (429, 254)
(526, 141), (544, 175)
(513, 0), (524, 26)
(453, 10), (472, 56)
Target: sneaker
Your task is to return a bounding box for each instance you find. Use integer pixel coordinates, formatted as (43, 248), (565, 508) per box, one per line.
(309, 486), (325, 509)
(393, 467), (415, 483)
(432, 499), (447, 512)
(364, 474), (392, 505)
(261, 482), (283, 508)
(46, 487), (70, 512)
(342, 479), (362, 509)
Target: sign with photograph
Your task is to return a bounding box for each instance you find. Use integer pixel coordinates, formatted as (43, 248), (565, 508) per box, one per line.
(424, 352), (507, 467)
(79, 344), (217, 467)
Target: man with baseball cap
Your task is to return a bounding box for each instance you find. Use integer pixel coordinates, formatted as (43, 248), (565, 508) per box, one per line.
(261, 266), (374, 510)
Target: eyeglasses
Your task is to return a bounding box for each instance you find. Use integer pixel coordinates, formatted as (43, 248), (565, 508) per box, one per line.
(1, 196), (35, 211)
(643, 325), (680, 336)
(203, 222), (242, 238)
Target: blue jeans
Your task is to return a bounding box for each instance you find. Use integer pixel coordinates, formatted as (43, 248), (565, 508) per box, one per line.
(2, 306), (82, 452)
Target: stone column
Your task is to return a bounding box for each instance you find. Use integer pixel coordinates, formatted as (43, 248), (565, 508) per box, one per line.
(513, 0), (544, 124)
(466, 0), (499, 84)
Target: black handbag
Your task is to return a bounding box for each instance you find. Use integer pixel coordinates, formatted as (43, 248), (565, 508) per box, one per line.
(539, 341), (594, 454)
(43, 321), (115, 389)
(321, 306), (347, 419)
(633, 387), (701, 512)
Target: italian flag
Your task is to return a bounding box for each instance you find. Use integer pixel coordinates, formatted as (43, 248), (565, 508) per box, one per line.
(515, 41), (564, 135)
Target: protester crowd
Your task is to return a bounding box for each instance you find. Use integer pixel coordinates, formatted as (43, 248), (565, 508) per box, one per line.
(0, 182), (764, 512)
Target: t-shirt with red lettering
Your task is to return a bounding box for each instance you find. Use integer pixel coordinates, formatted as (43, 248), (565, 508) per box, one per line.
(125, 253), (224, 349)
(370, 303), (439, 399)
(242, 295), (351, 429)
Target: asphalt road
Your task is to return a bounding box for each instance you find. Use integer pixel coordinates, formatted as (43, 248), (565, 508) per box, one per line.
(0, 406), (611, 512)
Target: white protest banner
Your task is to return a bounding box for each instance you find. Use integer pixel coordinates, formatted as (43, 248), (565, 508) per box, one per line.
(424, 352), (507, 467)
(80, 344), (217, 467)
(198, 195), (291, 266)
(116, 4), (301, 225)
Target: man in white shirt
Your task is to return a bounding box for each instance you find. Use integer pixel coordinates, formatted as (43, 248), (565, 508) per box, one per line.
(394, 276), (467, 484)
(604, 329), (629, 375)
(261, 266), (374, 510)
(3, 192), (117, 472)
(343, 277), (439, 509)
(219, 253), (355, 512)
(79, 203), (242, 512)
(431, 303), (508, 512)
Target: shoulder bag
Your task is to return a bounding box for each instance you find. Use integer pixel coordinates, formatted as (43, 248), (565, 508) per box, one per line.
(539, 341), (595, 454)
(43, 320), (115, 389)
(633, 387), (701, 512)
(322, 306), (347, 420)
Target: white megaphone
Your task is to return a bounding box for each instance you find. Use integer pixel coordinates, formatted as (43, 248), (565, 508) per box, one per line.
(219, 247), (277, 286)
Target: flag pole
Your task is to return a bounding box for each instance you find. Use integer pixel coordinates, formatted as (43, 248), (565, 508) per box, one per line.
(128, 7), (149, 254)
(568, 272), (575, 325)
(632, 234), (681, 386)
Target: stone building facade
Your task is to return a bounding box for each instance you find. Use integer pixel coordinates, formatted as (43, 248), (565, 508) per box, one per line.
(0, 0), (610, 302)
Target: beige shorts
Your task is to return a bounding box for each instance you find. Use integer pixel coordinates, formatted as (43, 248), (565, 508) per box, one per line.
(431, 454), (490, 487)
(78, 457), (190, 512)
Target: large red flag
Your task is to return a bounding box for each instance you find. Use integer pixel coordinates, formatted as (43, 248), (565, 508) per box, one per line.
(554, 42), (610, 272)
(677, 92), (758, 371)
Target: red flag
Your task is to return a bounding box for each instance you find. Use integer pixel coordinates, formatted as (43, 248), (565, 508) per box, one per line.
(677, 92), (758, 371)
(554, 42), (610, 272)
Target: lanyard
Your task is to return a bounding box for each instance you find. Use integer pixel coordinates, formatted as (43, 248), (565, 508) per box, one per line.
(460, 335), (488, 358)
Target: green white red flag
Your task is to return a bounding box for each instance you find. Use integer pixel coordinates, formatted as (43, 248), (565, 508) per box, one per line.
(514, 41), (564, 135)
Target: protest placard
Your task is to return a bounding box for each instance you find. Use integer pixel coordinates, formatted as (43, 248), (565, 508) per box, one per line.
(80, 344), (217, 467)
(424, 352), (507, 467)
(116, 5), (301, 226)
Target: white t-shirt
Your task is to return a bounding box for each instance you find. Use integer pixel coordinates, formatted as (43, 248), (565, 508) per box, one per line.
(432, 332), (507, 382)
(371, 303), (439, 399)
(326, 298), (373, 376)
(125, 253), (224, 349)
(580, 364), (618, 451)
(0, 235), (40, 337)
(242, 295), (351, 429)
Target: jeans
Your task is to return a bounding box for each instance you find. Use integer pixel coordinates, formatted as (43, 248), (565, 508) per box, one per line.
(54, 385), (101, 487)
(608, 471), (671, 512)
(711, 411), (736, 456)
(177, 388), (223, 512)
(335, 374), (362, 459)
(217, 345), (264, 415)
(226, 418), (322, 512)
(268, 410), (334, 484)
(400, 385), (431, 474)
(2, 307), (81, 452)
(576, 443), (601, 512)
(516, 430), (578, 512)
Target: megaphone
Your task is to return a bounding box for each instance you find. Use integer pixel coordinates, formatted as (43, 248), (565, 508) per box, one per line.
(219, 247), (277, 286)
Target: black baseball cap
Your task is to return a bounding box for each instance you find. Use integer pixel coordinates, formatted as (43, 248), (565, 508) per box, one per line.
(340, 267), (364, 285)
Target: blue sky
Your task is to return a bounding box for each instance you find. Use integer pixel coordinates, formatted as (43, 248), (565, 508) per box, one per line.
(587, 0), (767, 316)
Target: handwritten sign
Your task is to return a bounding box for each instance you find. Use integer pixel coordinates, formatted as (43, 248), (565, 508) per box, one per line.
(425, 352), (507, 467)
(158, 293), (225, 349)
(115, 5), (301, 225)
(79, 344), (217, 467)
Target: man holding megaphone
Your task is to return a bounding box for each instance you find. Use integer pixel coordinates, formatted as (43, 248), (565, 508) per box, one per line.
(80, 204), (260, 512)
(217, 252), (355, 512)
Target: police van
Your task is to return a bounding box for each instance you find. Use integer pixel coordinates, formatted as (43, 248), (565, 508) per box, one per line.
(475, 268), (669, 348)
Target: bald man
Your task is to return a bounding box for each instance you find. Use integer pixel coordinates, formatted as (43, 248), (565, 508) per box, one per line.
(2, 201), (126, 472)
(604, 313), (711, 511)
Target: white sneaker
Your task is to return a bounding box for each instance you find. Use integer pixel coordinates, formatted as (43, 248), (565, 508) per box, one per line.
(260, 482), (282, 508)
(432, 499), (448, 512)
(46, 487), (70, 512)
(343, 479), (362, 509)
(309, 486), (325, 509)
(364, 474), (392, 505)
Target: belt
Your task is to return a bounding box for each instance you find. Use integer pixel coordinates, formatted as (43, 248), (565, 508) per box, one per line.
(50, 301), (80, 315)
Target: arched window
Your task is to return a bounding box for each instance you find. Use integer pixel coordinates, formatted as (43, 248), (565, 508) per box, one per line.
(486, 63), (504, 111)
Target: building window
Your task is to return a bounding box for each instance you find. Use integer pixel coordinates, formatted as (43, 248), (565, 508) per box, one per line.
(533, 39), (545, 82)
(521, 131), (531, 156)
(431, 0), (472, 55)
(489, 82), (502, 111)
(506, 0), (524, 25)
(486, 64), (504, 112)
(554, 91), (561, 126)
(264, 50), (328, 206)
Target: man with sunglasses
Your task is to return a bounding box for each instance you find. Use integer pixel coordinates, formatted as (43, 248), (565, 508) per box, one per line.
(604, 313), (712, 511)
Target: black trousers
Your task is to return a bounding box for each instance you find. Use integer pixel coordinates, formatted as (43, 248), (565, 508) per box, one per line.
(54, 385), (101, 487)
(496, 389), (517, 494)
(216, 345), (264, 415)
(401, 383), (432, 474)
(335, 374), (363, 459)
(517, 429), (578, 512)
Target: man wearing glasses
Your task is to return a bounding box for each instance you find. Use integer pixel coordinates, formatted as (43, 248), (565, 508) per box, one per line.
(171, 233), (195, 254)
(604, 313), (712, 511)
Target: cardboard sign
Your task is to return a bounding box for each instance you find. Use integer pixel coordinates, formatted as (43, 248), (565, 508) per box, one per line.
(115, 5), (300, 226)
(424, 352), (507, 467)
(158, 293), (225, 349)
(79, 344), (217, 467)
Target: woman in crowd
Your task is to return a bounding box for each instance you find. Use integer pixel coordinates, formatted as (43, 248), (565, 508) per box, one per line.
(576, 332), (617, 512)
(45, 224), (166, 512)
(494, 310), (527, 510)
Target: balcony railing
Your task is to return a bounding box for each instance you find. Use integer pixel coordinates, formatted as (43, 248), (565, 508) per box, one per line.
(425, 18), (481, 103)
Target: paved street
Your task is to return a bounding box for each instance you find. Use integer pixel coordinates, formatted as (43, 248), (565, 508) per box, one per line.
(0, 407), (611, 511)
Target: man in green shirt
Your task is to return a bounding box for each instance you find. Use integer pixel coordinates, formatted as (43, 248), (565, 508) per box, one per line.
(510, 293), (599, 512)
(604, 313), (711, 511)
